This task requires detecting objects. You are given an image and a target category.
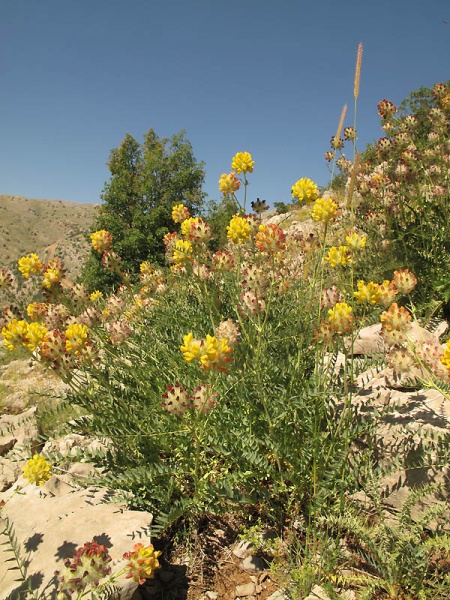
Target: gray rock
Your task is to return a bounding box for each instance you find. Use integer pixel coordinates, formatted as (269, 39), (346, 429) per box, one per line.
(240, 554), (267, 573)
(0, 434), (16, 455)
(0, 406), (40, 460)
(266, 591), (289, 600)
(235, 582), (256, 597)
(233, 539), (254, 559)
(305, 585), (332, 600)
(0, 456), (21, 492)
(0, 474), (153, 600)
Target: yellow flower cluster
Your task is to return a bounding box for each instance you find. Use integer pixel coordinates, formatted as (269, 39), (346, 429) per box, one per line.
(227, 215), (251, 244)
(378, 280), (398, 307)
(173, 239), (194, 266)
(90, 230), (112, 254)
(181, 217), (200, 237)
(441, 340), (450, 372)
(123, 543), (162, 585)
(1, 319), (48, 352)
(255, 223), (286, 254)
(90, 290), (103, 302)
(328, 302), (353, 334)
(291, 178), (319, 203)
(392, 268), (417, 295)
(27, 302), (47, 321)
(324, 246), (351, 268)
(22, 454), (52, 486)
(180, 332), (233, 373)
(311, 197), (339, 224)
(65, 323), (89, 355)
(231, 151), (254, 174)
(353, 280), (382, 305)
(172, 203), (190, 223)
(42, 259), (64, 290)
(345, 232), (367, 249)
(440, 93), (450, 109)
(180, 332), (202, 362)
(380, 303), (412, 346)
(218, 172), (241, 194)
(200, 334), (233, 371)
(18, 253), (43, 278)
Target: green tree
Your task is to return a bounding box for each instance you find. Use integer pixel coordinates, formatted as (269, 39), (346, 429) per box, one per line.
(83, 129), (206, 291)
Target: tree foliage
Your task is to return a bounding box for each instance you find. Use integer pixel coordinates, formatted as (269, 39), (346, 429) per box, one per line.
(83, 129), (206, 291)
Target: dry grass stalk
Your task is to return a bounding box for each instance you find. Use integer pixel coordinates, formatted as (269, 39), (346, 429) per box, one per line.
(336, 104), (347, 141)
(346, 152), (360, 209)
(354, 42), (363, 100)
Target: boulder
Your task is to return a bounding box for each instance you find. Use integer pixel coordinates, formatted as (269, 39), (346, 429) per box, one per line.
(0, 473), (153, 599)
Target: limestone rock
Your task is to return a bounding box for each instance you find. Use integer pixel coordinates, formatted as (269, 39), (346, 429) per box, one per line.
(0, 406), (40, 459)
(0, 474), (153, 600)
(0, 456), (21, 492)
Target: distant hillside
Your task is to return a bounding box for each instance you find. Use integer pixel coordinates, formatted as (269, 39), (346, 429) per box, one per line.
(0, 194), (98, 281)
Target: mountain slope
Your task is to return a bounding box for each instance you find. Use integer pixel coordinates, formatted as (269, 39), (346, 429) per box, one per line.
(0, 194), (98, 280)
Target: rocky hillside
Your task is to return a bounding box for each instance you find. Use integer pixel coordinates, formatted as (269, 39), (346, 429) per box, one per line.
(0, 194), (98, 280)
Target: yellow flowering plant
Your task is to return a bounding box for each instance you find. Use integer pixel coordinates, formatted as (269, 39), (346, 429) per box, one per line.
(2, 55), (449, 600)
(22, 454), (52, 486)
(291, 178), (319, 203)
(18, 253), (44, 278)
(226, 214), (251, 244)
(231, 151), (254, 174)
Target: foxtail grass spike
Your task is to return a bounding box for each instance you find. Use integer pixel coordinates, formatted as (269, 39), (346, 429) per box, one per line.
(354, 42), (363, 100)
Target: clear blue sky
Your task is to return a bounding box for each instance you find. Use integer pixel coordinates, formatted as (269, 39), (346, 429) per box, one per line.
(1, 0), (449, 207)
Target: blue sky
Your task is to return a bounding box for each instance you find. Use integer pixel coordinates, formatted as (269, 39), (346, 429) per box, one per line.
(1, 0), (449, 208)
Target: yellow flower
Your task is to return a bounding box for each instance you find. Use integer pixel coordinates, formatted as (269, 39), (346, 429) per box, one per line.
(18, 253), (43, 278)
(25, 322), (48, 351)
(200, 335), (233, 372)
(123, 543), (162, 585)
(180, 332), (202, 363)
(90, 290), (103, 302)
(380, 303), (412, 346)
(440, 93), (450, 109)
(353, 280), (382, 305)
(328, 302), (353, 334)
(65, 323), (89, 355)
(22, 454), (52, 486)
(218, 172), (241, 194)
(378, 280), (398, 307)
(291, 178), (318, 203)
(231, 152), (254, 174)
(324, 246), (351, 268)
(1, 319), (29, 351)
(311, 197), (339, 224)
(180, 217), (200, 237)
(27, 302), (47, 321)
(441, 340), (450, 372)
(90, 230), (112, 253)
(173, 239), (193, 266)
(346, 231), (367, 249)
(226, 215), (251, 244)
(42, 260), (64, 290)
(172, 203), (190, 223)
(140, 261), (153, 274)
(392, 268), (417, 295)
(380, 303), (411, 332)
(254, 223), (286, 254)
